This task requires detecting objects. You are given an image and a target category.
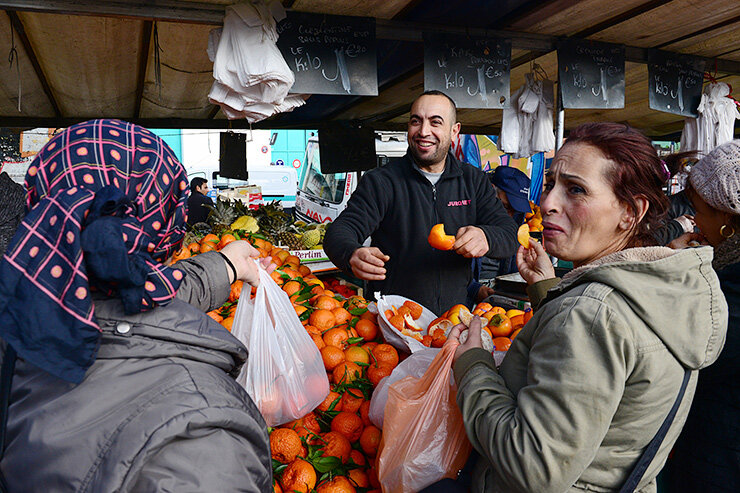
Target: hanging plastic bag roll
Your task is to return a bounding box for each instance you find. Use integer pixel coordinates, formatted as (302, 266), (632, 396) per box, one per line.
(376, 340), (472, 492)
(230, 260), (329, 426)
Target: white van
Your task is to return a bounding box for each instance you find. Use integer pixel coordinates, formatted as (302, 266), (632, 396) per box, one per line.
(295, 131), (407, 223)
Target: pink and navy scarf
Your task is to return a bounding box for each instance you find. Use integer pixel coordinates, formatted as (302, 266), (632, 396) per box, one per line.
(0, 120), (189, 383)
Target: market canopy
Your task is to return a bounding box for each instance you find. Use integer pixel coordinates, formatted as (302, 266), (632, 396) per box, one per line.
(0, 0), (738, 138)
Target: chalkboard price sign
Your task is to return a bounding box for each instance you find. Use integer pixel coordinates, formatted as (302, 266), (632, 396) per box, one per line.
(318, 126), (376, 174)
(557, 39), (625, 109)
(423, 33), (511, 109)
(648, 49), (705, 117)
(276, 12), (378, 96)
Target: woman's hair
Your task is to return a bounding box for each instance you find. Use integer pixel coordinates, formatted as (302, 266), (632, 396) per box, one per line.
(190, 177), (208, 193)
(563, 123), (669, 247)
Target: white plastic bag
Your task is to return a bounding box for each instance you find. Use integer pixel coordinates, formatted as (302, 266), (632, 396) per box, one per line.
(231, 262), (329, 426)
(376, 294), (438, 354)
(368, 348), (441, 429)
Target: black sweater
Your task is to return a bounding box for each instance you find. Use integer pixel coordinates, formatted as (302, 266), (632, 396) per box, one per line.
(0, 172), (25, 256)
(324, 151), (517, 315)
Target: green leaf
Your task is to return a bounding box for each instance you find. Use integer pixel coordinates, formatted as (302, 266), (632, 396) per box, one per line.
(312, 456), (342, 473)
(355, 361), (370, 367)
(349, 308), (367, 316)
(295, 291), (313, 303)
(299, 310), (311, 322)
(347, 336), (364, 345)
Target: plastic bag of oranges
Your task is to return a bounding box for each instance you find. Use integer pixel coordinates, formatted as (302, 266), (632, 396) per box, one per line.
(231, 261), (330, 426)
(376, 340), (471, 492)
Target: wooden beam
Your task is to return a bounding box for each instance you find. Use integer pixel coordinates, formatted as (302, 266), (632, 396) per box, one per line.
(133, 20), (152, 119)
(5, 10), (61, 117)
(572, 0), (673, 38)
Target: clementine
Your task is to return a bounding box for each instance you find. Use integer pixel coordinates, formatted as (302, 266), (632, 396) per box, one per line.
(229, 280), (243, 302)
(371, 344), (399, 368)
(332, 361), (362, 385)
(510, 327), (522, 340)
(280, 459), (316, 493)
(348, 469), (369, 489)
(367, 363), (393, 387)
(349, 449), (367, 467)
(323, 327), (349, 349)
(388, 314), (405, 331)
(311, 333), (326, 350)
(355, 319), (378, 341)
(316, 391), (343, 413)
(311, 309), (337, 331)
(340, 387), (365, 414)
(315, 476), (356, 493)
(282, 280), (302, 297)
(220, 316), (234, 332)
(359, 401), (372, 426)
(317, 430), (351, 463)
(332, 307), (352, 325)
(344, 346), (369, 366)
(217, 233), (237, 250)
(492, 336), (512, 351)
(206, 310), (223, 323)
(331, 411), (364, 442)
(321, 345), (345, 371)
(403, 300), (423, 320)
(314, 294), (340, 310)
(359, 425), (381, 456)
(428, 223), (455, 250)
(270, 428), (302, 463)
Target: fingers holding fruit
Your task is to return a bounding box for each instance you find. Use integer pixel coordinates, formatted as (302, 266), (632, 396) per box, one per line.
(452, 226), (489, 258)
(516, 239), (555, 285)
(221, 240), (276, 287)
(349, 247), (390, 281)
(449, 315), (485, 363)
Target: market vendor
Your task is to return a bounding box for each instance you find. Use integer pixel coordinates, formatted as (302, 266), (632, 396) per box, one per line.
(187, 176), (214, 225)
(324, 90), (518, 316)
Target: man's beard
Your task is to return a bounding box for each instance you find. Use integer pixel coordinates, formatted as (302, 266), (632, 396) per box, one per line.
(409, 140), (450, 168)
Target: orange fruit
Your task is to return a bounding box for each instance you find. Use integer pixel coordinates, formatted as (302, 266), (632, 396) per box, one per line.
(359, 310), (377, 322)
(294, 305), (308, 317)
(217, 233), (237, 250)
(340, 388), (365, 414)
(314, 294), (340, 310)
(368, 467), (381, 489)
(270, 270), (285, 286)
(517, 223), (530, 248)
(172, 246), (191, 262)
(229, 280), (243, 302)
(396, 305), (412, 318)
(305, 324), (322, 336)
(311, 333), (326, 350)
(388, 314), (405, 331)
(332, 307), (352, 325)
(372, 344), (399, 368)
(492, 337), (512, 351)
(332, 361), (362, 385)
(403, 300), (423, 320)
(293, 412), (321, 440)
(421, 335), (433, 347)
(274, 479), (282, 493)
(317, 430), (351, 463)
(488, 314), (513, 337)
(220, 316), (234, 331)
(323, 327), (349, 349)
(311, 309), (337, 331)
(199, 241), (217, 253)
(349, 450), (366, 468)
(206, 310), (223, 323)
(348, 468), (369, 489)
(359, 425), (381, 456)
(285, 254), (301, 265)
(315, 476), (356, 493)
(359, 400), (372, 426)
(270, 428), (302, 463)
(317, 391), (343, 413)
(321, 345), (346, 371)
(281, 267), (301, 280)
(367, 363), (393, 387)
(298, 264), (312, 276)
(362, 341), (379, 354)
(344, 346), (369, 366)
(331, 411), (364, 442)
(510, 327), (522, 340)
(355, 319), (378, 341)
(200, 233), (219, 246)
(187, 242), (200, 254)
(280, 459), (316, 493)
(282, 280), (302, 296)
(428, 223), (455, 250)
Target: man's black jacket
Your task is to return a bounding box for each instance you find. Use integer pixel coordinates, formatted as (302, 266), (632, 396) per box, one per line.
(324, 151), (517, 315)
(187, 191), (214, 225)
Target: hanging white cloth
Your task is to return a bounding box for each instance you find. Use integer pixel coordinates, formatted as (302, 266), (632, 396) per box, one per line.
(208, 0), (305, 123)
(498, 72), (555, 159)
(680, 82), (739, 152)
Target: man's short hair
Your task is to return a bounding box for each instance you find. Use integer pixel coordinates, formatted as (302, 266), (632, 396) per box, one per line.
(190, 177), (208, 193)
(415, 90), (458, 123)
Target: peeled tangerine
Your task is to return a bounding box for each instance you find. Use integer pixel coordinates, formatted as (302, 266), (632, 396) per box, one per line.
(428, 224), (456, 250)
(517, 223), (531, 249)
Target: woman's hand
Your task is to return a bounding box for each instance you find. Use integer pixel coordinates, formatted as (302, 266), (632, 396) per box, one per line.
(516, 239), (555, 285)
(448, 316), (485, 363)
(219, 240), (275, 287)
(668, 232), (708, 250)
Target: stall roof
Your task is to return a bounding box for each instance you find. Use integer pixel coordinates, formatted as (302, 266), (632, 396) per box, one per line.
(0, 0), (738, 138)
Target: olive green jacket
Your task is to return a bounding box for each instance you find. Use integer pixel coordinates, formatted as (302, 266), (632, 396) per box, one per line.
(454, 247), (728, 493)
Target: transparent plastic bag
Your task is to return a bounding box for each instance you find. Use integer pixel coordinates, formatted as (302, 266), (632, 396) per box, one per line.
(376, 341), (472, 493)
(368, 348), (440, 429)
(231, 262), (329, 426)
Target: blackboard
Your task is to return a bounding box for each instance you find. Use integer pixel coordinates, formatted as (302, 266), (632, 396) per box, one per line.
(276, 12), (378, 96)
(219, 132), (248, 181)
(318, 126), (376, 174)
(557, 39), (625, 109)
(424, 33), (511, 109)
(648, 49), (705, 117)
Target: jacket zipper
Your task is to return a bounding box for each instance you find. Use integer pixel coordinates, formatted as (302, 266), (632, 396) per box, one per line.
(432, 183), (442, 311)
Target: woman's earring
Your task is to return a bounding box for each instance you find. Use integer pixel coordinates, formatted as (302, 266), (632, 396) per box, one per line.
(720, 224), (736, 239)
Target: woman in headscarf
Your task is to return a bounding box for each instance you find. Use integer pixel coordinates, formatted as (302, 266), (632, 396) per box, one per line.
(0, 120), (272, 492)
(667, 140), (740, 492)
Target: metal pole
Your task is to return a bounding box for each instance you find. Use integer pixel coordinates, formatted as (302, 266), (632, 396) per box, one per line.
(556, 83), (565, 151)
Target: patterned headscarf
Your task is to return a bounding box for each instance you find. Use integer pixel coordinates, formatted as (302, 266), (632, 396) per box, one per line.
(0, 120), (189, 383)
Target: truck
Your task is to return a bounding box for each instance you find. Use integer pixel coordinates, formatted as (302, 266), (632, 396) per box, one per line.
(295, 131), (407, 223)
(181, 129), (298, 209)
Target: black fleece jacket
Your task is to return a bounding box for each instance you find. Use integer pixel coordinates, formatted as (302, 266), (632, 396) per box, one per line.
(324, 151), (517, 315)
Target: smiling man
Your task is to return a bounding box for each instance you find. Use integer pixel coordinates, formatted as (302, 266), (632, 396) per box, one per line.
(324, 91), (517, 315)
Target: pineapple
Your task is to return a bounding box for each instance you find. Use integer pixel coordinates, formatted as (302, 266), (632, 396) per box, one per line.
(207, 198), (238, 236)
(301, 228), (322, 249)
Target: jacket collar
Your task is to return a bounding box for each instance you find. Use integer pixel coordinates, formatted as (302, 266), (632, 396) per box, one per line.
(405, 150), (464, 182)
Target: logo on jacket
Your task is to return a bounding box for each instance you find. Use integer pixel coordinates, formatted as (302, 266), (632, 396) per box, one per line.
(447, 199), (471, 207)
